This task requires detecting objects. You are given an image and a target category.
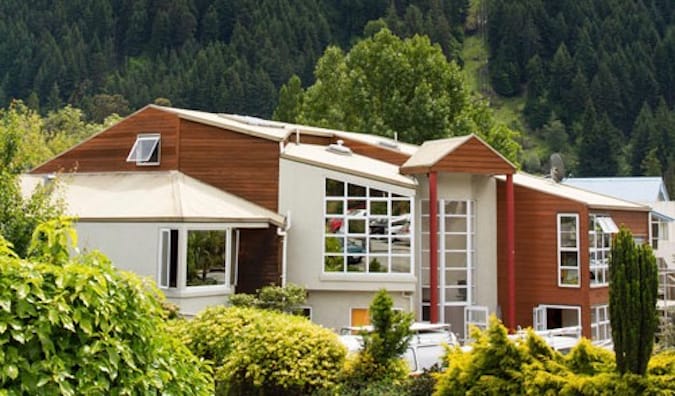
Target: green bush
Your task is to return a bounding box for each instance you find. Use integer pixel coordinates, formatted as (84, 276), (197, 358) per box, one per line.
(0, 225), (213, 395)
(228, 283), (306, 314)
(177, 305), (346, 395)
(435, 317), (675, 395)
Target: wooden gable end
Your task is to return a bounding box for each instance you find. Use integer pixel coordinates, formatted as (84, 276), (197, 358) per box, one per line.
(178, 119), (281, 212)
(434, 137), (514, 174)
(32, 107), (180, 174)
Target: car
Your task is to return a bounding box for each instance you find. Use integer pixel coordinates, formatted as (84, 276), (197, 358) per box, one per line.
(338, 322), (458, 374)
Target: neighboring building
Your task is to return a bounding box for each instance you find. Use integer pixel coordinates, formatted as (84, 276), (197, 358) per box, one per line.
(24, 105), (650, 341)
(497, 174), (650, 345)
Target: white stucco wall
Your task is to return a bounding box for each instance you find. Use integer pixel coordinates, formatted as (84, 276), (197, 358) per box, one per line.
(74, 221), (236, 316)
(279, 158), (417, 293)
(307, 290), (413, 330)
(414, 173), (499, 315)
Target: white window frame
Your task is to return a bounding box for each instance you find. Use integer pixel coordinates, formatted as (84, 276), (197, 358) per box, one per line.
(158, 228), (178, 288)
(589, 214), (616, 287)
(158, 226), (236, 292)
(558, 213), (580, 288)
(126, 133), (161, 165)
(323, 178), (414, 275)
(464, 305), (489, 339)
(532, 304), (582, 337)
(651, 214), (669, 249)
(590, 304), (611, 345)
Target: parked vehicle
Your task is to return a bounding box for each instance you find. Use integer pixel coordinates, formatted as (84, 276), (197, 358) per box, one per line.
(338, 323), (458, 374)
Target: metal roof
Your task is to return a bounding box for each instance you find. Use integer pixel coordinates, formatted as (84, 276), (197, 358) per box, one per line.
(563, 177), (670, 203)
(499, 173), (651, 211)
(20, 171), (285, 226)
(281, 143), (417, 189)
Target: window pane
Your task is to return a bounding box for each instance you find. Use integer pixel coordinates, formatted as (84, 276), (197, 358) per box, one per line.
(369, 237), (389, 253)
(160, 230), (170, 287)
(370, 188), (387, 197)
(326, 200), (344, 215)
(560, 251), (578, 267)
(369, 256), (388, 273)
(445, 217), (467, 232)
(391, 255), (411, 273)
(445, 252), (467, 268)
(326, 179), (344, 197)
(348, 183), (366, 197)
(326, 218), (344, 234)
(445, 234), (467, 250)
(348, 219), (366, 234)
(393, 200), (411, 216)
(370, 201), (388, 215)
(325, 236), (344, 253)
(347, 201), (366, 213)
(187, 230), (227, 287)
(560, 269), (579, 285)
(325, 256), (344, 272)
(445, 201), (467, 215)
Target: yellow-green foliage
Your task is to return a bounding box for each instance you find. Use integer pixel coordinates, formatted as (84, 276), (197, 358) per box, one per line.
(178, 306), (346, 395)
(433, 317), (675, 396)
(0, 232), (213, 395)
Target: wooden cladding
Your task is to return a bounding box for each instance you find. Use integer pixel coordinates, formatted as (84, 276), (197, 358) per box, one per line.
(433, 138), (514, 175)
(178, 119), (280, 212)
(33, 107), (180, 173)
(236, 228), (281, 293)
(336, 137), (411, 166)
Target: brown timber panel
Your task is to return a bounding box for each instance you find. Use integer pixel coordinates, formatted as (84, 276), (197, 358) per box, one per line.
(32, 107), (179, 173)
(178, 119), (280, 212)
(290, 134), (333, 146)
(498, 182), (592, 335)
(604, 209), (649, 239)
(434, 138), (514, 175)
(236, 228), (281, 293)
(337, 137), (411, 166)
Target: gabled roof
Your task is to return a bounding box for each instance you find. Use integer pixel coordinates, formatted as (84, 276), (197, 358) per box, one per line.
(400, 134), (516, 175)
(281, 143), (417, 189)
(499, 173), (650, 211)
(20, 171), (285, 226)
(563, 177), (670, 203)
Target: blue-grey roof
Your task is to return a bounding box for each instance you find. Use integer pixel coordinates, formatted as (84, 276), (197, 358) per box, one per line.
(563, 177), (669, 203)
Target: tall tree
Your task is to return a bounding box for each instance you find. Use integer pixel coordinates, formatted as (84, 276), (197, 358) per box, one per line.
(609, 227), (658, 375)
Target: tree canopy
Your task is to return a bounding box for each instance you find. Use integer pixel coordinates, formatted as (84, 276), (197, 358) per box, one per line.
(275, 28), (521, 163)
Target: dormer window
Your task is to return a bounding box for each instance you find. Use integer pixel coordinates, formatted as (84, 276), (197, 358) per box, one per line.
(127, 134), (160, 165)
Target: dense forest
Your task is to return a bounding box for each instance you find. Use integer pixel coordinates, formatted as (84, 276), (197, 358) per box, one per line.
(0, 0), (674, 184)
(487, 0), (675, 181)
(0, 0), (468, 119)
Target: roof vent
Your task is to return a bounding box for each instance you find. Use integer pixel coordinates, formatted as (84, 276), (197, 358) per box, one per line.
(327, 139), (352, 155)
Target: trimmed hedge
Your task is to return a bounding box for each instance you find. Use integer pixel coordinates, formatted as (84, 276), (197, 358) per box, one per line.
(175, 306), (346, 395)
(0, 235), (213, 395)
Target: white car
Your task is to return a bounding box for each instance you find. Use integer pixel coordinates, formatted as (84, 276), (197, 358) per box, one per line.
(338, 323), (458, 374)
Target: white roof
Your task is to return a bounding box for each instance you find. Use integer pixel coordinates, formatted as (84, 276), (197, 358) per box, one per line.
(500, 173), (650, 211)
(333, 130), (419, 156)
(281, 143), (417, 189)
(20, 171), (285, 226)
(563, 177), (670, 203)
(154, 105), (291, 141)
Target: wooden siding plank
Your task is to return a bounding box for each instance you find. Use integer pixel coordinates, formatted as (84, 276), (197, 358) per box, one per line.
(32, 107), (180, 173)
(434, 139), (514, 174)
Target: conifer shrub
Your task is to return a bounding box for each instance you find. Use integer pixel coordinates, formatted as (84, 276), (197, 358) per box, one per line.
(0, 222), (213, 395)
(176, 305), (346, 395)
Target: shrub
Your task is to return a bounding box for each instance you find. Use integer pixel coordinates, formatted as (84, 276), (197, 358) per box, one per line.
(0, 225), (213, 395)
(228, 283), (306, 314)
(178, 306), (346, 395)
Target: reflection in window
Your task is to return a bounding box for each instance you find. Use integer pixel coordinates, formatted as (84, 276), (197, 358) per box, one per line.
(558, 214), (579, 287)
(323, 178), (413, 274)
(589, 215), (616, 286)
(187, 230), (227, 286)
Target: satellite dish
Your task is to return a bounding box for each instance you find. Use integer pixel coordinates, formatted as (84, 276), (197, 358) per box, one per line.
(550, 153), (566, 183)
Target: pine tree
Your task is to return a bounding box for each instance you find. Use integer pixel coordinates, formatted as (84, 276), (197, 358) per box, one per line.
(273, 75), (304, 123)
(630, 102), (656, 175)
(609, 227), (658, 375)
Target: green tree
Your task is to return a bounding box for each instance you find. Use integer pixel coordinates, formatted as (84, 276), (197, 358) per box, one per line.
(577, 104), (620, 177)
(228, 283), (306, 314)
(609, 227), (659, 375)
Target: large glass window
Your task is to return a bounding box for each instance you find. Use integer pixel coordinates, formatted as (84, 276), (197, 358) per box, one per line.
(421, 199), (476, 331)
(558, 214), (580, 287)
(323, 178), (413, 274)
(589, 215), (617, 287)
(591, 304), (611, 345)
(652, 214), (669, 249)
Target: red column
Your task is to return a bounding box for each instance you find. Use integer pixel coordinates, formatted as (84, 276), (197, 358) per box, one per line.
(506, 173), (516, 331)
(429, 171), (439, 323)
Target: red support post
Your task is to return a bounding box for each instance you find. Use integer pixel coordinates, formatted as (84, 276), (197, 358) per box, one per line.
(429, 171), (439, 323)
(506, 173), (516, 331)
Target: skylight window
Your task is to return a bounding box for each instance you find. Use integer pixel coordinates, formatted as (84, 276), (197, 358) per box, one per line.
(127, 134), (160, 165)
